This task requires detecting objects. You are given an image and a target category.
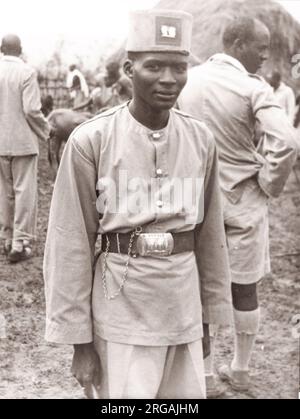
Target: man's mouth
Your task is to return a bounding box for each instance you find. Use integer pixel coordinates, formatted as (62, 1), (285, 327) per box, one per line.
(155, 91), (178, 100)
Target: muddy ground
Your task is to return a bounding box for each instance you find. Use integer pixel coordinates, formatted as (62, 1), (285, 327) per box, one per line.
(0, 141), (299, 399)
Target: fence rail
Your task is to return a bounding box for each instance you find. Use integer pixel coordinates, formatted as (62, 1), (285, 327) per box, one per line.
(39, 75), (70, 109)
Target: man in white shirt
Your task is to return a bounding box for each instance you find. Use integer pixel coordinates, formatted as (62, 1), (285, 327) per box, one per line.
(179, 17), (297, 396)
(269, 70), (296, 124)
(66, 64), (89, 108)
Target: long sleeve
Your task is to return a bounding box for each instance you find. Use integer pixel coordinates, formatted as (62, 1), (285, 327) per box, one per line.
(23, 70), (50, 142)
(44, 135), (99, 344)
(252, 85), (297, 198)
(194, 137), (233, 326)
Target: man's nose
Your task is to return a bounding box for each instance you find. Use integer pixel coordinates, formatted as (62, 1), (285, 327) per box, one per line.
(159, 67), (176, 84)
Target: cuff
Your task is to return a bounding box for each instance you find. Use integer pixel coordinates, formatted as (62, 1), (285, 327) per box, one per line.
(45, 320), (93, 345)
(202, 304), (233, 326)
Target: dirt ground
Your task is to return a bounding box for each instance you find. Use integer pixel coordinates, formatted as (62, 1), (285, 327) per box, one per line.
(0, 141), (299, 399)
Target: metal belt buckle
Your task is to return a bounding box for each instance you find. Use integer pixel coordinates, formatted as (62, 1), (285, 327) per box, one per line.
(136, 233), (174, 257)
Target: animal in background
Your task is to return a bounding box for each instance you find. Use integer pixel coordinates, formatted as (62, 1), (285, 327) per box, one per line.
(41, 95), (54, 117)
(47, 109), (92, 173)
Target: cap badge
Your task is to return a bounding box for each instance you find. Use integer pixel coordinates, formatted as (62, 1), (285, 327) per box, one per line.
(161, 25), (177, 39)
(156, 16), (182, 47)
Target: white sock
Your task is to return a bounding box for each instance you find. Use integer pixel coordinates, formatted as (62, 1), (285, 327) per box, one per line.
(12, 240), (23, 252)
(204, 324), (218, 376)
(23, 240), (31, 248)
(232, 308), (260, 372)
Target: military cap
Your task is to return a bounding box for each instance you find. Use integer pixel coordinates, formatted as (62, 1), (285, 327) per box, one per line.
(126, 9), (193, 55)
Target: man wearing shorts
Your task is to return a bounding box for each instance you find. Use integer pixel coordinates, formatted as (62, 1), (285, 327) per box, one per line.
(179, 17), (297, 394)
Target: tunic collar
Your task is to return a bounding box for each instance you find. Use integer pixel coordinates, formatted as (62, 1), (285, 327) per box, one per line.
(125, 103), (173, 138)
(208, 53), (248, 74)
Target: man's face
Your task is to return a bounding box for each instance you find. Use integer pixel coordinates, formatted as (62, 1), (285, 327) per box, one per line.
(128, 52), (189, 111)
(269, 72), (281, 90)
(105, 62), (120, 87)
(239, 25), (270, 73)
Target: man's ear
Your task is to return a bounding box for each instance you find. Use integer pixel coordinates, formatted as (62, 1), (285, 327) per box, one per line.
(123, 59), (134, 79)
(233, 38), (245, 54)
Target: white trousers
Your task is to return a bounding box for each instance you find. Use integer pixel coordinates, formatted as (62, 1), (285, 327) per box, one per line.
(0, 155), (38, 243)
(94, 335), (206, 399)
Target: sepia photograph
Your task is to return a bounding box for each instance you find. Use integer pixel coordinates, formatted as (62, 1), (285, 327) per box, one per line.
(0, 0), (299, 401)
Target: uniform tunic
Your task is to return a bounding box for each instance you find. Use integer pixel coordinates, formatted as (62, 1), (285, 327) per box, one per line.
(44, 103), (232, 346)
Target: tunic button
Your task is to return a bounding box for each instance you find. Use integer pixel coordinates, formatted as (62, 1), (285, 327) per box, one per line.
(157, 200), (163, 208)
(152, 132), (161, 140)
(156, 169), (163, 176)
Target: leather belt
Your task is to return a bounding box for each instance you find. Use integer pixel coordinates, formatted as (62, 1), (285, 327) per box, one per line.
(101, 230), (195, 257)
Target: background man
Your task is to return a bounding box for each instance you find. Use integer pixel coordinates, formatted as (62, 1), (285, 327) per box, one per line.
(44, 9), (232, 399)
(268, 70), (296, 124)
(104, 61), (132, 103)
(179, 17), (297, 395)
(66, 64), (89, 108)
(0, 34), (50, 263)
(93, 61), (133, 111)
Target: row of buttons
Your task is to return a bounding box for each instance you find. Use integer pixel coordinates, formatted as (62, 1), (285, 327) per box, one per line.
(156, 200), (163, 208)
(152, 132), (163, 209)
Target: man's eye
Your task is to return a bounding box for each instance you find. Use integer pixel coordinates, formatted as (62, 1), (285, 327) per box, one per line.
(147, 64), (160, 71)
(174, 66), (187, 73)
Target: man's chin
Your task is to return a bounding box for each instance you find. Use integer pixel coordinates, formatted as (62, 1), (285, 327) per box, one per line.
(154, 99), (178, 111)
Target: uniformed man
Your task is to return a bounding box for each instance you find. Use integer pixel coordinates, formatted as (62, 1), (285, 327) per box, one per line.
(179, 17), (297, 395)
(44, 10), (232, 399)
(0, 34), (50, 263)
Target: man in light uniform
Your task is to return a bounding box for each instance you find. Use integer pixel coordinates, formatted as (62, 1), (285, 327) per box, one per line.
(0, 34), (50, 262)
(44, 10), (232, 399)
(269, 70), (296, 124)
(66, 64), (90, 108)
(179, 17), (297, 395)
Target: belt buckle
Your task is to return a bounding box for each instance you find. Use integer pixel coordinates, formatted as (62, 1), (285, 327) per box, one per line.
(136, 233), (174, 257)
